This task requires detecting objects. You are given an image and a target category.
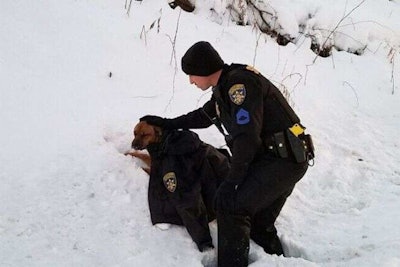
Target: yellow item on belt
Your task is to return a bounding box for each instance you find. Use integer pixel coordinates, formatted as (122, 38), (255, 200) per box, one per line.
(289, 123), (305, 137)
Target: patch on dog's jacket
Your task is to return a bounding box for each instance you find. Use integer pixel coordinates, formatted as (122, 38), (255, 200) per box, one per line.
(163, 172), (177, 192)
(228, 84), (246, 105)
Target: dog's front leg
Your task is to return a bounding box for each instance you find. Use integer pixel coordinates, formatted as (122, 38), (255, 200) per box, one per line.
(125, 151), (151, 174)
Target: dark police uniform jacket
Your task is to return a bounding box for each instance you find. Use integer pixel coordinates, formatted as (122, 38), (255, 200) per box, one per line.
(166, 64), (306, 186)
(146, 129), (229, 249)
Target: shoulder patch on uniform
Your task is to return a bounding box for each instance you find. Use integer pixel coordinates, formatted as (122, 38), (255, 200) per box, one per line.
(246, 65), (259, 74)
(163, 172), (177, 193)
(228, 84), (246, 105)
(236, 108), (250, 125)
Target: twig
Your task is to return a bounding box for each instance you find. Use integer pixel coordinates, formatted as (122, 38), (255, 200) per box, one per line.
(169, 9), (181, 66)
(391, 59), (395, 95)
(139, 10), (162, 46)
(373, 42), (383, 54)
(252, 32), (262, 66)
(312, 0), (367, 63)
(127, 0), (133, 16)
(338, 20), (396, 33)
(342, 81), (359, 107)
(247, 0), (277, 34)
(165, 9), (182, 112)
(281, 72), (303, 91)
(270, 72), (303, 107)
(196, 91), (212, 108)
(140, 25), (147, 46)
(273, 46), (280, 76)
(281, 59), (288, 76)
(304, 64), (310, 86)
(389, 48), (396, 94)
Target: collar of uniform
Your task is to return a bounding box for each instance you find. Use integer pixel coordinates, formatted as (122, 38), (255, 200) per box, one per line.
(212, 64), (230, 95)
(215, 63), (248, 87)
(215, 64), (231, 86)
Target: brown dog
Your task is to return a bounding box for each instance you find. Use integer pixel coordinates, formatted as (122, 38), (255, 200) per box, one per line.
(125, 120), (230, 251)
(124, 121), (162, 174)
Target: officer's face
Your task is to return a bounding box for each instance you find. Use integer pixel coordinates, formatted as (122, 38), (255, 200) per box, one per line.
(189, 75), (211, 91)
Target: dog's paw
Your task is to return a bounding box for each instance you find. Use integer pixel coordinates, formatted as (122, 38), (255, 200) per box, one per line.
(124, 151), (132, 156)
(124, 150), (139, 157)
(154, 223), (171, 231)
(125, 150), (151, 172)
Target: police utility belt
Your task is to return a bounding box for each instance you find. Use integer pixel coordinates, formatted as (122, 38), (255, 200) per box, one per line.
(264, 124), (315, 165)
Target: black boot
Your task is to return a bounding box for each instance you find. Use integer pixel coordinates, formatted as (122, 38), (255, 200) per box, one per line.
(251, 225), (284, 256)
(249, 190), (293, 256)
(217, 213), (251, 267)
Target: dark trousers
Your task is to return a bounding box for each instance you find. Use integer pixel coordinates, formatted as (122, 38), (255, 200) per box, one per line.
(217, 157), (308, 267)
(175, 195), (213, 252)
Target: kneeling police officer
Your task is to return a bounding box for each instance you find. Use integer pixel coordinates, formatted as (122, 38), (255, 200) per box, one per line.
(141, 41), (314, 267)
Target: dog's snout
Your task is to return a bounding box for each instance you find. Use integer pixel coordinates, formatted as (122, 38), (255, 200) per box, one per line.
(131, 139), (143, 150)
(131, 139), (138, 149)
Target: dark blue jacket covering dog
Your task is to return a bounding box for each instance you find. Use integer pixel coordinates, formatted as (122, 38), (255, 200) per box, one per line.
(146, 129), (229, 251)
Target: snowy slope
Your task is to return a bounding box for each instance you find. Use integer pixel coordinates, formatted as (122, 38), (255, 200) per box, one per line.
(1, 0), (400, 266)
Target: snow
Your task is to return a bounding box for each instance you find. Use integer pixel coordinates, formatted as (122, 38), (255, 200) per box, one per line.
(1, 0), (399, 266)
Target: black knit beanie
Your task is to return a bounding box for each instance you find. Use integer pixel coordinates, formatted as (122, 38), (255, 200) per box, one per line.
(181, 41), (224, 76)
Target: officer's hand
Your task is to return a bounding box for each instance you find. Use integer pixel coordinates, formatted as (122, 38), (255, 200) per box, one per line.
(140, 115), (171, 129)
(215, 181), (238, 213)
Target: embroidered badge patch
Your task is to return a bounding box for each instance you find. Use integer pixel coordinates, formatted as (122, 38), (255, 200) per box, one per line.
(236, 108), (250, 125)
(163, 172), (177, 193)
(228, 84), (246, 105)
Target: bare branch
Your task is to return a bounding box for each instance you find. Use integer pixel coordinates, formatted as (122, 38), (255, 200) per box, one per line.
(252, 31), (262, 66)
(388, 48), (397, 94)
(281, 72), (303, 91)
(391, 59), (395, 95)
(342, 81), (359, 107)
(165, 9), (182, 112)
(140, 25), (147, 46)
(126, 0), (133, 16)
(312, 0), (367, 63)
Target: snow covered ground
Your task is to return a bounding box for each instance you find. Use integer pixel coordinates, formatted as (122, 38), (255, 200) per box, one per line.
(1, 0), (399, 266)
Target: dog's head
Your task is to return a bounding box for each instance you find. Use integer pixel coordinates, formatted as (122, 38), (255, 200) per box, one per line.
(131, 121), (162, 150)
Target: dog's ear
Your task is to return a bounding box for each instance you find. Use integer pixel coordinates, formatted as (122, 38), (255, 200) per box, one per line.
(154, 126), (163, 141)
